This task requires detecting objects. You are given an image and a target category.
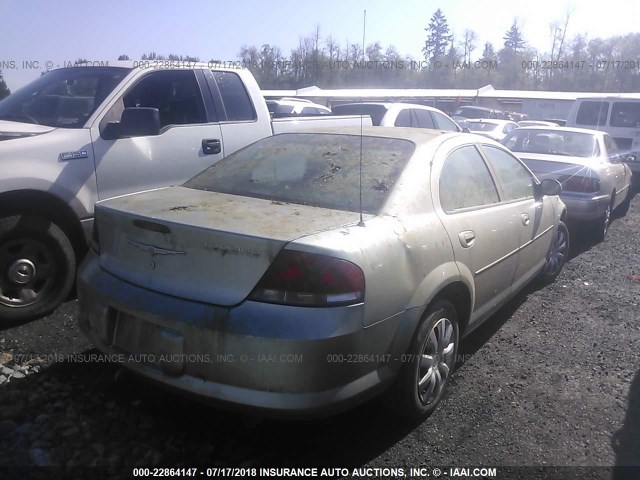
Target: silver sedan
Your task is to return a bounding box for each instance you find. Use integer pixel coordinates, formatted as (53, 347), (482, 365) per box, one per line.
(77, 128), (568, 419)
(502, 126), (633, 241)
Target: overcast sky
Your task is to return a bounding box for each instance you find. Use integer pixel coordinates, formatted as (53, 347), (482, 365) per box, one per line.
(2, 0), (638, 90)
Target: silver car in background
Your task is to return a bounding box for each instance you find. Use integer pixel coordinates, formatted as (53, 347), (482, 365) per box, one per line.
(78, 128), (568, 419)
(502, 126), (633, 241)
(463, 119), (519, 142)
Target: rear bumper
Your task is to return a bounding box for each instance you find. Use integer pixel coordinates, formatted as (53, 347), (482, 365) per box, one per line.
(561, 193), (610, 221)
(77, 253), (420, 418)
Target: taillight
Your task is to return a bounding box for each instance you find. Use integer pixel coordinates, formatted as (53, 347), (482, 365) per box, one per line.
(557, 175), (600, 193)
(248, 250), (365, 307)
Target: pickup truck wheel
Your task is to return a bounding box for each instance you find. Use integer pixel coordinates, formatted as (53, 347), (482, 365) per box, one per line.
(390, 300), (459, 420)
(0, 216), (76, 322)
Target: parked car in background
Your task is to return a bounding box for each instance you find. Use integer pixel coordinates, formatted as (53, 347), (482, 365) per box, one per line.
(502, 126), (633, 241)
(266, 98), (332, 117)
(463, 119), (519, 141)
(78, 127), (568, 419)
(331, 102), (462, 131)
(544, 118), (567, 126)
(451, 105), (503, 122)
(518, 120), (559, 127)
(0, 62), (371, 322)
(566, 96), (640, 175)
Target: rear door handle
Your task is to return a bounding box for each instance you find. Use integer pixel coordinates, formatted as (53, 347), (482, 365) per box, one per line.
(521, 213), (530, 226)
(202, 139), (222, 155)
(458, 230), (475, 248)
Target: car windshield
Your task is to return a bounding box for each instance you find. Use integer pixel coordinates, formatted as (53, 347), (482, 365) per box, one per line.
(503, 129), (600, 157)
(454, 107), (495, 119)
(0, 67), (130, 128)
(331, 104), (389, 126)
(184, 133), (415, 214)
(467, 122), (499, 132)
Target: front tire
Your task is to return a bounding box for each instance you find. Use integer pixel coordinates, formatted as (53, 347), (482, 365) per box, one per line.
(391, 300), (459, 420)
(615, 189), (632, 217)
(593, 198), (613, 242)
(0, 215), (76, 323)
(537, 221), (569, 285)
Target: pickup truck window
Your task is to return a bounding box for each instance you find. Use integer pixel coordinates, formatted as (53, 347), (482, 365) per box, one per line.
(184, 133), (415, 214)
(414, 109), (435, 129)
(394, 109), (414, 127)
(212, 71), (256, 122)
(0, 67), (130, 128)
(121, 70), (206, 129)
(432, 111), (460, 131)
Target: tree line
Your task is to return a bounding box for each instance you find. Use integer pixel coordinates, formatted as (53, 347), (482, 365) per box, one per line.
(1, 8), (639, 101)
(234, 9), (640, 92)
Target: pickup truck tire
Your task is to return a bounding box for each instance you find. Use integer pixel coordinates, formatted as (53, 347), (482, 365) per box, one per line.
(0, 215), (76, 323)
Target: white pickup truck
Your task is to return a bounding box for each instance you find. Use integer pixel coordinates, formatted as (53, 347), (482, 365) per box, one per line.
(0, 62), (371, 321)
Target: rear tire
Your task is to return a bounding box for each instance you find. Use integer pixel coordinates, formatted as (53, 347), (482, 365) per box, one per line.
(390, 300), (459, 420)
(0, 215), (76, 323)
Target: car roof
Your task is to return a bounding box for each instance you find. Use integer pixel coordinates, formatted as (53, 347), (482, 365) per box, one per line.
(513, 126), (604, 136)
(465, 119), (514, 125)
(457, 105), (496, 111)
(333, 102), (441, 111)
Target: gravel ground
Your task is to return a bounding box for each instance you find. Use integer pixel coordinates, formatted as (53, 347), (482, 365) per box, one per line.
(0, 191), (638, 479)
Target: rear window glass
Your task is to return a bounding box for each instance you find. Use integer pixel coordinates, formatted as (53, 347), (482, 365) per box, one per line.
(454, 107), (496, 119)
(575, 101), (608, 127)
(331, 104), (388, 126)
(184, 133), (415, 214)
(502, 129), (599, 158)
(466, 122), (499, 132)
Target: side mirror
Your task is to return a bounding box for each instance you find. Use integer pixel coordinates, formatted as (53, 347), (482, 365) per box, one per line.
(461, 127), (471, 133)
(537, 178), (562, 196)
(101, 107), (160, 140)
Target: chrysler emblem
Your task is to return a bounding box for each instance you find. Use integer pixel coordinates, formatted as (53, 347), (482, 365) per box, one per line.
(127, 240), (186, 256)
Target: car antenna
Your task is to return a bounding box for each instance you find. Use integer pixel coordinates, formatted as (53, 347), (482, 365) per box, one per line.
(358, 9), (366, 227)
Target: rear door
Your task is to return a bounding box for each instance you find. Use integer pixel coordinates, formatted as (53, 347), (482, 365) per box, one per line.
(204, 70), (272, 154)
(433, 143), (522, 326)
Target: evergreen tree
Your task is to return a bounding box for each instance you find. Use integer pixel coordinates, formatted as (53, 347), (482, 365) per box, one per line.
(503, 20), (526, 52)
(0, 70), (10, 100)
(423, 9), (453, 63)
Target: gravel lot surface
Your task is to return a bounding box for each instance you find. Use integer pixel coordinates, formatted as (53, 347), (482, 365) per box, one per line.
(0, 190), (638, 479)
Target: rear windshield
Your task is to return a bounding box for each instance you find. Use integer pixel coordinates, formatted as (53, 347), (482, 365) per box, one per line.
(331, 104), (389, 126)
(454, 107), (496, 119)
(467, 122), (499, 132)
(502, 129), (599, 158)
(184, 133), (415, 214)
